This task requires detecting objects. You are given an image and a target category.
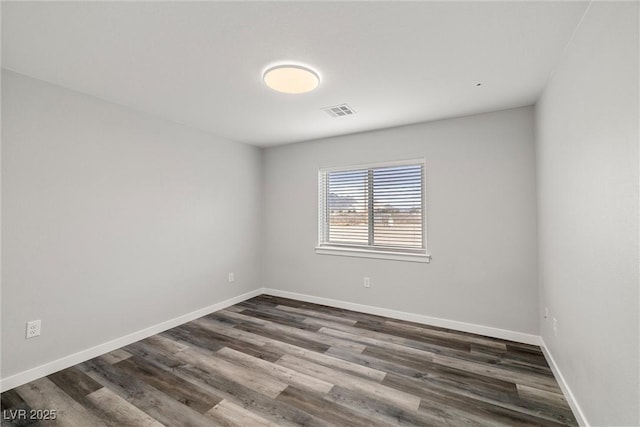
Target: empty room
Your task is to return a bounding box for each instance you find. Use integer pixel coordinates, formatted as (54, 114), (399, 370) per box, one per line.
(1, 1), (638, 426)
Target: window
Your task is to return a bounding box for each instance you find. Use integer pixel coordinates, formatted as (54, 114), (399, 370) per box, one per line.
(316, 159), (430, 263)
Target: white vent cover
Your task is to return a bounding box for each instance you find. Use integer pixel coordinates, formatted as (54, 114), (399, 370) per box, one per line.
(322, 104), (356, 117)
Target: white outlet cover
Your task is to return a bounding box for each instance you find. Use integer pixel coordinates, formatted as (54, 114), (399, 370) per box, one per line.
(26, 320), (41, 339)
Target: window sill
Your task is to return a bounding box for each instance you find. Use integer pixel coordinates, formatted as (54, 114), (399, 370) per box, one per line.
(315, 246), (431, 263)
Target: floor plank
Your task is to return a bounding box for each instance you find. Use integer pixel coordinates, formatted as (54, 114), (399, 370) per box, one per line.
(84, 387), (165, 427)
(205, 399), (277, 427)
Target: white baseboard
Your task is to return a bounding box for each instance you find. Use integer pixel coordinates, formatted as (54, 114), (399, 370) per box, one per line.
(262, 288), (541, 346)
(540, 338), (589, 427)
(0, 288), (263, 393)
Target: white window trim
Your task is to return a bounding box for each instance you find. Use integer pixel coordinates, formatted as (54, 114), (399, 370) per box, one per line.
(316, 158), (430, 263)
(315, 245), (431, 263)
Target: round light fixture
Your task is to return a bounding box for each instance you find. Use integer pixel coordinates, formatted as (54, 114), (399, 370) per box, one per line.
(263, 65), (319, 94)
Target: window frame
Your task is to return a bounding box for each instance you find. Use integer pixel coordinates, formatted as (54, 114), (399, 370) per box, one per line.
(316, 159), (431, 263)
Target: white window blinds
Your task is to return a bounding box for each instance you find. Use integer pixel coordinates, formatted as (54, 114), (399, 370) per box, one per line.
(318, 160), (426, 256)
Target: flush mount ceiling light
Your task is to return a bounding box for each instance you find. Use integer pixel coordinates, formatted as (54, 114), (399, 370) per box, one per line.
(263, 65), (319, 94)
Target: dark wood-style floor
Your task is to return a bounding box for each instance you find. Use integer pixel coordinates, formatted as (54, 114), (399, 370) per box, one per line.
(1, 295), (577, 426)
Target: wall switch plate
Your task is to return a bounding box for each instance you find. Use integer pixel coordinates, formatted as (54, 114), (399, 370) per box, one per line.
(26, 320), (41, 339)
(363, 277), (370, 288)
(228, 272), (234, 283)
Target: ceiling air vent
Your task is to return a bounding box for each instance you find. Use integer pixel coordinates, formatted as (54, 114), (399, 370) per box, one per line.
(322, 104), (356, 117)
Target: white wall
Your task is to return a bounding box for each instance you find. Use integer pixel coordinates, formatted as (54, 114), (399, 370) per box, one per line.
(536, 2), (639, 426)
(1, 70), (262, 379)
(263, 106), (539, 336)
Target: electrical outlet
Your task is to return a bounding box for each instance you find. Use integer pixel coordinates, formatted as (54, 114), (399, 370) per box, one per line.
(363, 277), (370, 288)
(228, 272), (234, 283)
(26, 320), (41, 339)
(544, 307), (549, 320)
(553, 317), (558, 336)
